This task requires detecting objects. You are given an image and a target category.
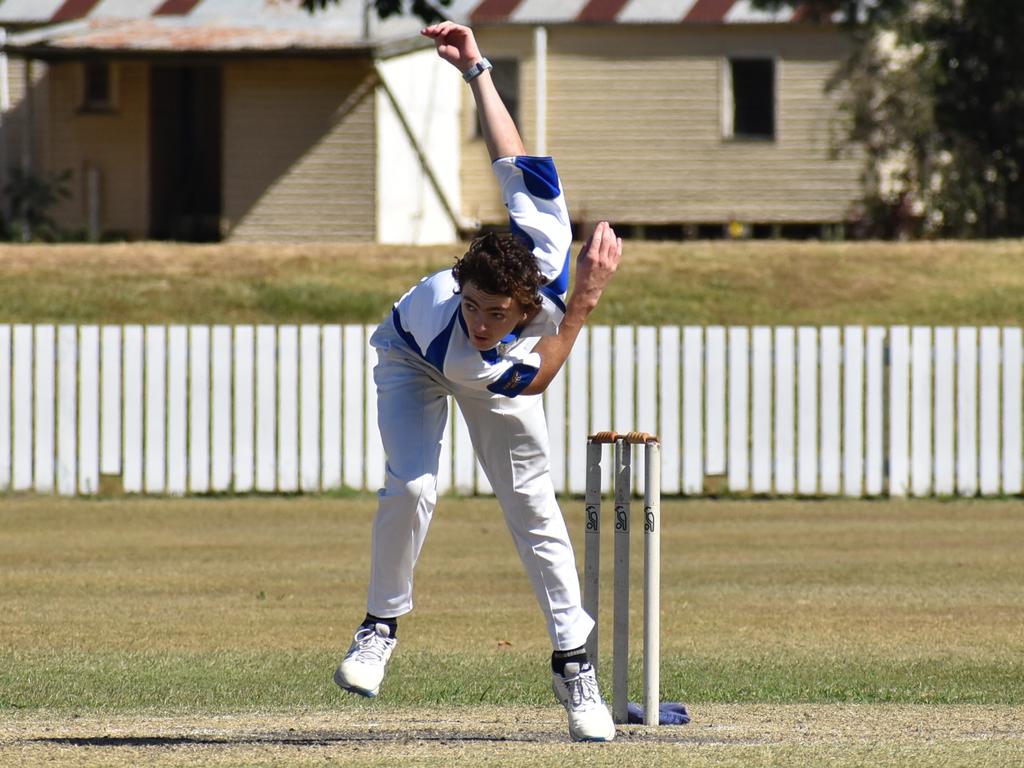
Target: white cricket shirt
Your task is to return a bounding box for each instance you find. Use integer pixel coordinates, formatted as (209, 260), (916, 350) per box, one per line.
(384, 155), (572, 397)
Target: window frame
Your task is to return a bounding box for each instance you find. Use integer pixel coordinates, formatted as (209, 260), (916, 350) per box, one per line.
(721, 54), (778, 142)
(78, 59), (119, 113)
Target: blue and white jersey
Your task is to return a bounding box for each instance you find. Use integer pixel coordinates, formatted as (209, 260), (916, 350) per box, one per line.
(382, 155), (572, 398)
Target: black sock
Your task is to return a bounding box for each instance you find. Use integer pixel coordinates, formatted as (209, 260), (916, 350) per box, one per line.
(551, 647), (588, 675)
(362, 613), (398, 639)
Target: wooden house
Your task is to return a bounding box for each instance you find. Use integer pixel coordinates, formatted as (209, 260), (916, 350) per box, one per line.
(462, 0), (862, 237)
(0, 0), (468, 244)
(0, 0), (861, 242)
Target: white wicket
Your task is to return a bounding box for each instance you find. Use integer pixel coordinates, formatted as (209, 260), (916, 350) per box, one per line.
(583, 431), (661, 726)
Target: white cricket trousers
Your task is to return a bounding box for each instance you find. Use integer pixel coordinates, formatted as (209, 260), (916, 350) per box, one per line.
(365, 324), (595, 651)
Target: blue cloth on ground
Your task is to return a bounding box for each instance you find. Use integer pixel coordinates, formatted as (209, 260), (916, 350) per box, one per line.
(626, 701), (690, 725)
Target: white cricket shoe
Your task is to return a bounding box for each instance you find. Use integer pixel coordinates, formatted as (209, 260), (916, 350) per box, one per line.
(333, 623), (397, 698)
(552, 662), (616, 742)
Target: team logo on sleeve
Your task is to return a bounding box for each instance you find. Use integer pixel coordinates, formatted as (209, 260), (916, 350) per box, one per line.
(487, 363), (539, 397)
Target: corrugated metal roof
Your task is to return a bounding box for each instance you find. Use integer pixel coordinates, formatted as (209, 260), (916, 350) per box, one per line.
(1, 0), (482, 55)
(469, 0), (802, 24)
(0, 0), (68, 25)
(10, 17), (378, 53)
(1, 0), (815, 57)
(0, 0), (478, 26)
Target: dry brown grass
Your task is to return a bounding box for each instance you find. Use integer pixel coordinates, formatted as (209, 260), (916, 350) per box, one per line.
(1, 239), (1023, 325)
(2, 496), (1023, 765)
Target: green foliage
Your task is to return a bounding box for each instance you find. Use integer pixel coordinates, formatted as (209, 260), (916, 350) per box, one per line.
(754, 0), (1024, 238)
(923, 1), (1024, 236)
(2, 166), (72, 242)
(301, 0), (453, 25)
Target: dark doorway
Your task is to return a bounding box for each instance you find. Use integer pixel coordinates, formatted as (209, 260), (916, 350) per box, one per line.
(150, 65), (223, 241)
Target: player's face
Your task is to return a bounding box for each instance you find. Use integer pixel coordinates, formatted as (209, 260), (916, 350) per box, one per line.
(459, 281), (530, 351)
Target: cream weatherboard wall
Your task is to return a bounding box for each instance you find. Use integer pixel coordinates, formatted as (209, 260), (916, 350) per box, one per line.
(375, 48), (462, 245)
(222, 58), (377, 243)
(1, 56), (50, 201)
(464, 24), (861, 228)
(44, 60), (149, 239)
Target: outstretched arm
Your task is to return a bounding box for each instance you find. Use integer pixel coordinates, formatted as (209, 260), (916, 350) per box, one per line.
(521, 222), (623, 396)
(422, 22), (525, 161)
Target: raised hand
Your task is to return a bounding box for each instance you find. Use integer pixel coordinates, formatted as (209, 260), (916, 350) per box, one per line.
(571, 222), (622, 311)
(521, 222), (622, 396)
(421, 21), (483, 74)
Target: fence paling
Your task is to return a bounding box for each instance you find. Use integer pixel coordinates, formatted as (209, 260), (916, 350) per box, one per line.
(957, 327), (978, 496)
(726, 327), (749, 492)
(797, 327), (817, 495)
(889, 326), (910, 497)
(979, 327), (1001, 495)
(1004, 328), (1023, 494)
(57, 325), (77, 497)
(865, 328), (886, 496)
(211, 325), (233, 492)
(658, 326), (681, 496)
(751, 327), (771, 494)
(1, 323), (1021, 499)
(935, 328), (956, 495)
(168, 326), (188, 496)
(0, 326), (11, 491)
(566, 327), (589, 495)
(34, 325), (55, 494)
(843, 326), (864, 498)
(705, 326), (726, 477)
(820, 327), (841, 495)
(774, 327), (795, 496)
(233, 325), (254, 493)
(682, 326), (704, 495)
(299, 325), (321, 493)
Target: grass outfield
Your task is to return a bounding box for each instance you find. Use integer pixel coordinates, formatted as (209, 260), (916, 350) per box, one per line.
(1, 495), (1023, 766)
(2, 239), (1024, 326)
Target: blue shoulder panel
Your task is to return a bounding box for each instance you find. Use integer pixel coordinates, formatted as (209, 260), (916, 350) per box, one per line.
(514, 156), (561, 200)
(391, 307), (422, 357)
(423, 307), (460, 372)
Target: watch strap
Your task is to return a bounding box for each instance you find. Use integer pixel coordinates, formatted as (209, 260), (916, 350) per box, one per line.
(462, 58), (493, 83)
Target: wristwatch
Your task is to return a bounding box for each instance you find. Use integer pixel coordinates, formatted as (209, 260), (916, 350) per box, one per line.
(462, 58), (493, 83)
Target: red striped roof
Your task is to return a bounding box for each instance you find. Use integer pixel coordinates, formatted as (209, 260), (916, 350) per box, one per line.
(470, 0), (524, 24)
(51, 0), (102, 23)
(578, 0), (632, 23)
(154, 0), (203, 16)
(684, 0), (737, 23)
(468, 0), (804, 25)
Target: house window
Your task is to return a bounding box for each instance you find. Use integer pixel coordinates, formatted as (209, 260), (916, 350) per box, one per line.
(475, 58), (519, 138)
(724, 57), (775, 140)
(81, 60), (116, 111)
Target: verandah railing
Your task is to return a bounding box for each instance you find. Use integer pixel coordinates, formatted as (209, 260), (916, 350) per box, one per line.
(0, 324), (1020, 498)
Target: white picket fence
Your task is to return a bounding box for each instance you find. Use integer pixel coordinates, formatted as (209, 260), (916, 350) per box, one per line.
(0, 324), (1021, 498)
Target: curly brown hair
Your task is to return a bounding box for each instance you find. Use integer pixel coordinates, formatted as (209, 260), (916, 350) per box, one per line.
(451, 232), (543, 310)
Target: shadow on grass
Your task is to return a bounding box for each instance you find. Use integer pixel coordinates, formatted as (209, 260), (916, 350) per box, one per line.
(31, 727), (704, 747)
(34, 732), (548, 746)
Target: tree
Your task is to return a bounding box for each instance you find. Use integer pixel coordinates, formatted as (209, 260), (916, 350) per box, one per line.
(756, 0), (1024, 238)
(301, 0), (452, 26)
